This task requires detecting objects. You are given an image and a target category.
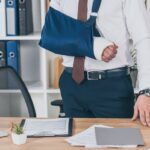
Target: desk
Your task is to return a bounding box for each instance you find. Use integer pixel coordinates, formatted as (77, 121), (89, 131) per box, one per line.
(0, 118), (150, 150)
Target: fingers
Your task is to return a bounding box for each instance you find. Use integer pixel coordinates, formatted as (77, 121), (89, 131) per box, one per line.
(132, 105), (148, 126)
(102, 50), (115, 62)
(133, 108), (150, 126)
(146, 111), (150, 126)
(102, 56), (109, 62)
(132, 96), (150, 127)
(102, 44), (118, 62)
(107, 46), (117, 56)
(109, 43), (118, 54)
(139, 111), (147, 126)
(132, 105), (139, 121)
(139, 110), (150, 126)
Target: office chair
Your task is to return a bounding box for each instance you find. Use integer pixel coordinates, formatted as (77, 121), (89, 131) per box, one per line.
(0, 66), (36, 117)
(51, 99), (65, 117)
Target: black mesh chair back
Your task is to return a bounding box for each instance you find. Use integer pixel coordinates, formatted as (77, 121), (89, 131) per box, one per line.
(0, 66), (36, 117)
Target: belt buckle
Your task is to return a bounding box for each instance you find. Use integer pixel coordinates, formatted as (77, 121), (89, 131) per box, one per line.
(87, 71), (102, 80)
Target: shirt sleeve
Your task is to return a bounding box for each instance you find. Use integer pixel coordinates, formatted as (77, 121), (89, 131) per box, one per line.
(93, 37), (113, 60)
(123, 0), (150, 91)
(50, 0), (61, 10)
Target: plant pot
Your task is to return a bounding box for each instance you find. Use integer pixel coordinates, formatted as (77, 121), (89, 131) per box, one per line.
(11, 133), (27, 145)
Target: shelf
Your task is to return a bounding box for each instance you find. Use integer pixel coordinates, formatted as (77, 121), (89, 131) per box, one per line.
(0, 90), (21, 94)
(0, 81), (44, 94)
(0, 88), (44, 94)
(47, 88), (139, 94)
(0, 89), (61, 94)
(0, 88), (139, 95)
(25, 81), (44, 90)
(47, 88), (61, 94)
(46, 88), (139, 94)
(0, 89), (44, 94)
(0, 32), (41, 41)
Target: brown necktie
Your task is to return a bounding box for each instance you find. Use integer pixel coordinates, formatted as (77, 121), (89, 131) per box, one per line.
(72, 0), (88, 84)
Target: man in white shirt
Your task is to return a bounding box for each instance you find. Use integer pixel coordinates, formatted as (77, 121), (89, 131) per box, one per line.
(51, 0), (150, 126)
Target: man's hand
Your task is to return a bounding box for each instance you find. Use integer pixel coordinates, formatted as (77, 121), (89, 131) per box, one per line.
(132, 95), (150, 126)
(102, 44), (118, 62)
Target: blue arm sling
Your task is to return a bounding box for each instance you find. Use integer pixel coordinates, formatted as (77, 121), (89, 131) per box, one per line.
(39, 0), (102, 59)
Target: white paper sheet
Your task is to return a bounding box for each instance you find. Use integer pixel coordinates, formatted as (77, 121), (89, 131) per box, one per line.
(0, 131), (8, 137)
(66, 124), (137, 148)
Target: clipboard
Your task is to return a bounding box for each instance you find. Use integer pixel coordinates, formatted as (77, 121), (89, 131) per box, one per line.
(20, 118), (73, 138)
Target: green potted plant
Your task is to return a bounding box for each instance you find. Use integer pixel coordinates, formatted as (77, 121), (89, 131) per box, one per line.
(11, 123), (27, 145)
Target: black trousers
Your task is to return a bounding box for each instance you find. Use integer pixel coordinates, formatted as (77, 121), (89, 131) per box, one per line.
(59, 70), (135, 118)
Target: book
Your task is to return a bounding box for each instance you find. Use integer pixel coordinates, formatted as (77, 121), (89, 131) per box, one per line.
(46, 0), (50, 12)
(32, 0), (41, 32)
(6, 41), (20, 74)
(18, 0), (33, 35)
(0, 41), (6, 67)
(53, 57), (64, 89)
(0, 0), (6, 36)
(6, 0), (19, 36)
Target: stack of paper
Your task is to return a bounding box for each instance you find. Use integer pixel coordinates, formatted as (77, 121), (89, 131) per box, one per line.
(66, 124), (138, 148)
(0, 131), (8, 138)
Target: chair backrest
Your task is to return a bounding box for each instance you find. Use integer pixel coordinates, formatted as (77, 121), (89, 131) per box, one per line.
(0, 66), (36, 117)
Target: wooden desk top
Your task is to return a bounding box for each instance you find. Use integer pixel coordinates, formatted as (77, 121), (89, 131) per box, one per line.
(0, 118), (150, 150)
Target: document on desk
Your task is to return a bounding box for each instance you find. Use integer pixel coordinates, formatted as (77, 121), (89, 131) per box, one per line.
(0, 131), (8, 138)
(66, 124), (141, 148)
(66, 124), (111, 148)
(95, 127), (144, 147)
(21, 118), (73, 137)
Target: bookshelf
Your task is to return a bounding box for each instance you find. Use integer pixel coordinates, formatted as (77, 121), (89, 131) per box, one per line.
(1, 0), (149, 118)
(0, 32), (41, 40)
(0, 0), (61, 118)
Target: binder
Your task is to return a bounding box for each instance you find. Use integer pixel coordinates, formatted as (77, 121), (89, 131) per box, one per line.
(6, 41), (20, 73)
(0, 0), (6, 36)
(53, 57), (64, 88)
(46, 0), (50, 12)
(0, 41), (6, 67)
(0, 41), (8, 89)
(6, 0), (19, 36)
(32, 0), (41, 32)
(18, 0), (33, 35)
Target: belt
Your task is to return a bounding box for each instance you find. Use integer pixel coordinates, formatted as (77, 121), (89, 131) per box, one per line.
(64, 67), (130, 80)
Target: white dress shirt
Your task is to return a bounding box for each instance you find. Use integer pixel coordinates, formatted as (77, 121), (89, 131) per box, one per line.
(50, 0), (150, 91)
